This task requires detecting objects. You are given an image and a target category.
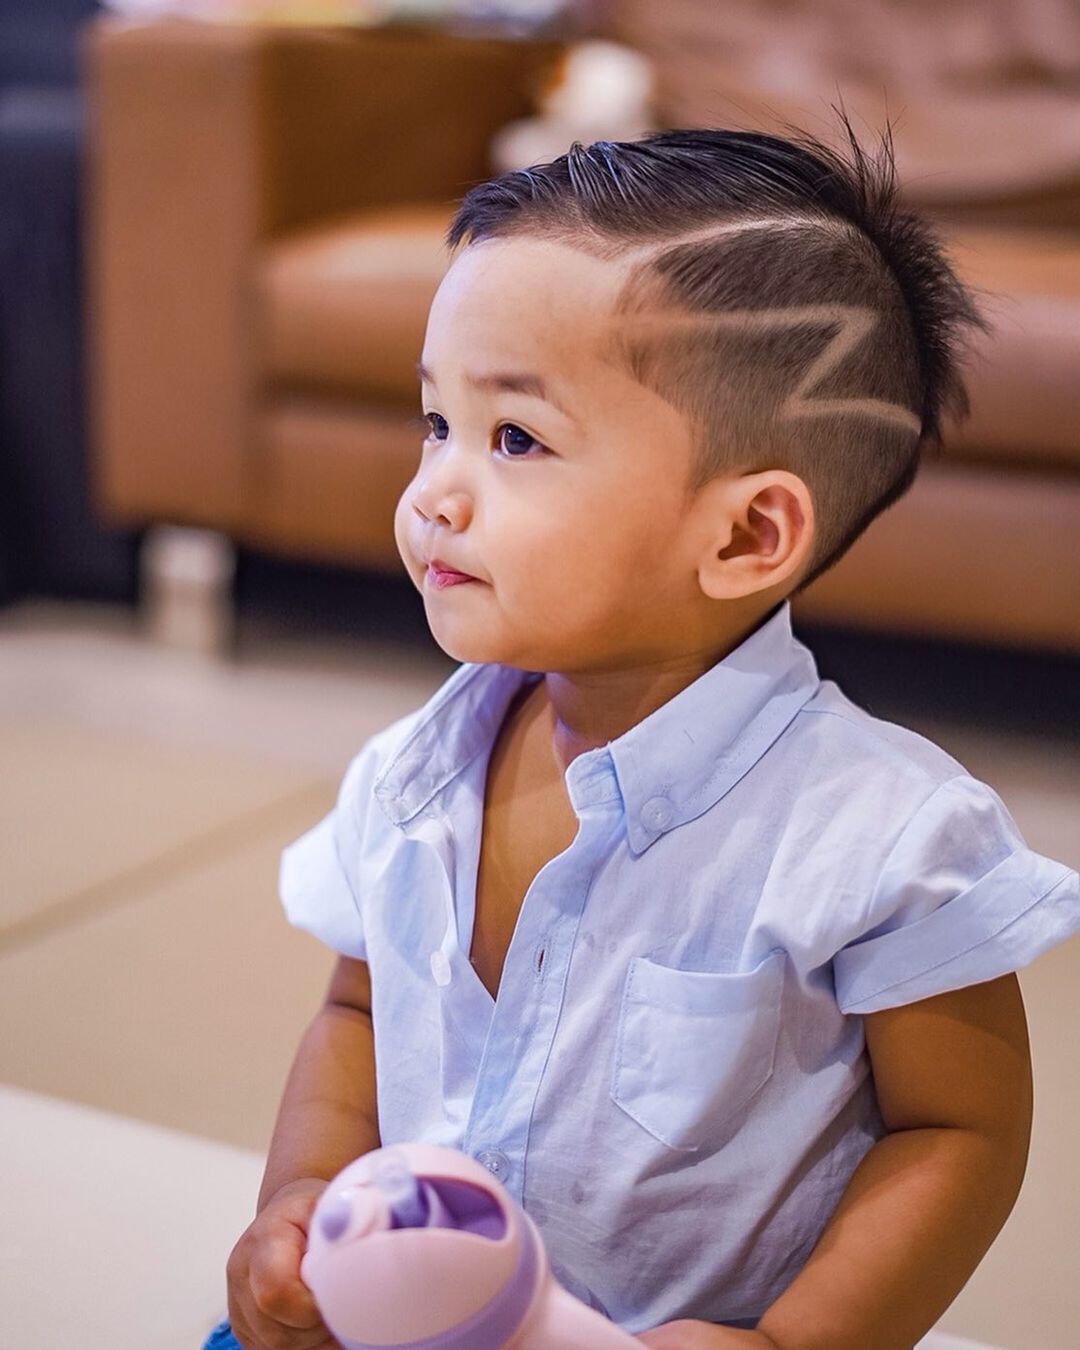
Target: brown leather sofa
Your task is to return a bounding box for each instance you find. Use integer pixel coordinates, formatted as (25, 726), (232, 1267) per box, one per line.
(82, 13), (1080, 651)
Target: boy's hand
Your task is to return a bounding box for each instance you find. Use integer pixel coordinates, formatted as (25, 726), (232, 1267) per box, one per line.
(637, 1321), (780, 1349)
(225, 1177), (336, 1350)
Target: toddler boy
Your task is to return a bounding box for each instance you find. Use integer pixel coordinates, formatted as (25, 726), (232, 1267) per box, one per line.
(216, 126), (1080, 1349)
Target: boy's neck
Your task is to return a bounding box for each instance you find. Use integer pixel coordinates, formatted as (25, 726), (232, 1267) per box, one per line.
(537, 602), (781, 774)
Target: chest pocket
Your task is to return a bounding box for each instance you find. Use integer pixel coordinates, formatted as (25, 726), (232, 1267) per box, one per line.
(610, 949), (785, 1153)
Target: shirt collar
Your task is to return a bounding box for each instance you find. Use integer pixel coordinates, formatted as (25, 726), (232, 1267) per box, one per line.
(373, 601), (819, 853)
(608, 602), (819, 853)
(372, 660), (540, 827)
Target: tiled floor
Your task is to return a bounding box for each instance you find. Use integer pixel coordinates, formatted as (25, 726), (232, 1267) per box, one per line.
(1, 597), (1077, 1350)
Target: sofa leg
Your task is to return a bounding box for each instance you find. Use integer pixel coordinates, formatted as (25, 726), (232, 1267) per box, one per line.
(139, 526), (237, 657)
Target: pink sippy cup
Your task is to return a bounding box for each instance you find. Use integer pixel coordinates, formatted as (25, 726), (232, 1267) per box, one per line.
(301, 1142), (639, 1348)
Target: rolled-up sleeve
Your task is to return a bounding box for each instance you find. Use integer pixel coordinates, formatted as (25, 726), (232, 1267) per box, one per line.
(833, 774), (1080, 1015)
(278, 754), (369, 960)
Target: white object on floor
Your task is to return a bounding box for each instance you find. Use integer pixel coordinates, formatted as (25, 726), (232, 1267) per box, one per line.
(140, 525), (237, 657)
(0, 1084), (264, 1350)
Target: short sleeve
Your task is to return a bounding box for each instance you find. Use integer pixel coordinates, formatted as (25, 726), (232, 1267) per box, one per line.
(278, 752), (371, 961)
(833, 774), (1080, 1015)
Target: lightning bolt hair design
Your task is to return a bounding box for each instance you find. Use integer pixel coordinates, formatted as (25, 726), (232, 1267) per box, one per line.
(607, 302), (923, 437)
(611, 218), (923, 437)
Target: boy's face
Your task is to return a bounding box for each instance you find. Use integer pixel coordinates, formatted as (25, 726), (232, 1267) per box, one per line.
(394, 236), (715, 672)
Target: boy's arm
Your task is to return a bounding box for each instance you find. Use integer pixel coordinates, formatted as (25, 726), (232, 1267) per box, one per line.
(638, 973), (1033, 1350)
(258, 953), (381, 1207)
(226, 955), (380, 1347)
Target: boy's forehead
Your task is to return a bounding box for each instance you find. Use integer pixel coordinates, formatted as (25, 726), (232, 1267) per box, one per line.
(429, 237), (633, 379)
(441, 234), (625, 305)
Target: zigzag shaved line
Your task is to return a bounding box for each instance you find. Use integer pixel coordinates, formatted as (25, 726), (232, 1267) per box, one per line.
(613, 304), (923, 435)
(618, 215), (845, 264)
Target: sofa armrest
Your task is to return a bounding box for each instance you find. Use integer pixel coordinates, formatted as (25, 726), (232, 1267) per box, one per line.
(81, 17), (563, 530)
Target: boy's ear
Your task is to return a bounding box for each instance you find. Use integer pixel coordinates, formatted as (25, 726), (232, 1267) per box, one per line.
(695, 470), (815, 601)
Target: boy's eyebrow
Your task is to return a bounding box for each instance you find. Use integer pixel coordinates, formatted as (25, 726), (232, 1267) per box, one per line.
(416, 360), (577, 423)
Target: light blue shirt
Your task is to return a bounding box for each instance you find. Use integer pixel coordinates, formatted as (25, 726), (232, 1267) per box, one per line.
(279, 601), (1079, 1332)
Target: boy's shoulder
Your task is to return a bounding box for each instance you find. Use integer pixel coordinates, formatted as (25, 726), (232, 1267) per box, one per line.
(792, 677), (970, 791)
(769, 675), (1013, 859)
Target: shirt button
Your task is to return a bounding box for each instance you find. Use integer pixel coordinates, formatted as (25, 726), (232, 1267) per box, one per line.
(475, 1147), (511, 1181)
(640, 795), (674, 832)
(429, 951), (452, 986)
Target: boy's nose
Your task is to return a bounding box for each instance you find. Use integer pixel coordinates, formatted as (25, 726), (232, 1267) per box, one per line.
(411, 481), (473, 532)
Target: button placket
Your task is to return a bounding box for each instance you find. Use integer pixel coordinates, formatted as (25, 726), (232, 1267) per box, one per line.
(464, 809), (613, 1199)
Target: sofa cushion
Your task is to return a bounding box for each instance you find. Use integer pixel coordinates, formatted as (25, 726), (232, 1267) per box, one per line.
(796, 458), (1080, 651)
(259, 203), (452, 406)
(944, 228), (1080, 470)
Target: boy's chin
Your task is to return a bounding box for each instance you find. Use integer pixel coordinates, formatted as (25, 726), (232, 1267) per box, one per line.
(424, 614), (529, 669)
(425, 615), (490, 665)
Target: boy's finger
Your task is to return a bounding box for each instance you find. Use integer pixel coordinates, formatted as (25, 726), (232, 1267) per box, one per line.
(248, 1230), (322, 1328)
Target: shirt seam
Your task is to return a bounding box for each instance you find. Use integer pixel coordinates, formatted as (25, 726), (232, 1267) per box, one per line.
(799, 703), (954, 789)
(842, 866), (1073, 1011)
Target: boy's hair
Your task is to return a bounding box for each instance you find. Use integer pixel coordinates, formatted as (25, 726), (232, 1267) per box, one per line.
(445, 122), (986, 587)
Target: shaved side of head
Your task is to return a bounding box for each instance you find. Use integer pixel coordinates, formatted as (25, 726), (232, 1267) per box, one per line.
(600, 217), (926, 570)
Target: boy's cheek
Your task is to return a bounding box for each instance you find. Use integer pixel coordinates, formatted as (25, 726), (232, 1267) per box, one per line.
(392, 495), (422, 588)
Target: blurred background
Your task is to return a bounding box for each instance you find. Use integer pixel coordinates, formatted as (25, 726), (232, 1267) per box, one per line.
(1, 1), (1078, 1347)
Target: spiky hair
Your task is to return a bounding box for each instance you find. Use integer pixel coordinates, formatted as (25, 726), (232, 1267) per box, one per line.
(445, 122), (986, 585)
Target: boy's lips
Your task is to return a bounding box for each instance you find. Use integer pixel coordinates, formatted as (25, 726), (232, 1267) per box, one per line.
(425, 558), (479, 589)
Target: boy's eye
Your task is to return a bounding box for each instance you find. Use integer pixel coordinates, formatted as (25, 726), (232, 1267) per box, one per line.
(497, 423), (543, 458)
(421, 413), (544, 459)
(424, 412), (449, 440)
